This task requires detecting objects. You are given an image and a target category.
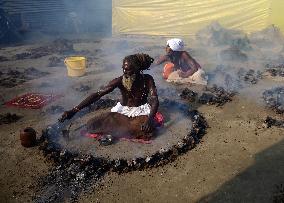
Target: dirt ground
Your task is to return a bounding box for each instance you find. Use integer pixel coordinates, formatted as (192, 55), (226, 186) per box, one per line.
(0, 28), (284, 202)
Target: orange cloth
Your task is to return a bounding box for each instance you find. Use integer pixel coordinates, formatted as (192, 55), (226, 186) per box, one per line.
(163, 63), (174, 79)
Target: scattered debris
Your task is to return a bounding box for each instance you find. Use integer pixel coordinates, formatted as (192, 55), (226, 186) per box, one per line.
(0, 113), (22, 125)
(263, 87), (284, 114)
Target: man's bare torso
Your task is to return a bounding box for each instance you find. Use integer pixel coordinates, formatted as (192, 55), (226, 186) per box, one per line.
(105, 74), (157, 107)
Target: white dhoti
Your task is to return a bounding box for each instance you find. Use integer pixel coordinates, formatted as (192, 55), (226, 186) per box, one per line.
(111, 102), (151, 117)
(167, 69), (208, 85)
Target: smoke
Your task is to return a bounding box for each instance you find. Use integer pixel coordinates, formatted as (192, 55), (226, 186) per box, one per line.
(0, 0), (112, 44)
(194, 23), (284, 94)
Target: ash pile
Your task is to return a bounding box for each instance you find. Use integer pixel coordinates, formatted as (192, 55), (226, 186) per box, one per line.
(199, 85), (236, 106)
(265, 64), (284, 77)
(35, 99), (207, 202)
(180, 85), (235, 107)
(263, 87), (284, 114)
(0, 67), (49, 88)
(263, 116), (284, 128)
(0, 113), (22, 125)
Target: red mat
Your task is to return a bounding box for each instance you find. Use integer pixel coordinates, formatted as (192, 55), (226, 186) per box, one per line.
(82, 112), (164, 144)
(5, 93), (62, 109)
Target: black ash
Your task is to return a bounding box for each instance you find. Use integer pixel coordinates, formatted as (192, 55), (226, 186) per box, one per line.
(198, 85), (236, 107)
(263, 116), (284, 128)
(0, 113), (22, 125)
(0, 67), (49, 88)
(179, 88), (198, 102)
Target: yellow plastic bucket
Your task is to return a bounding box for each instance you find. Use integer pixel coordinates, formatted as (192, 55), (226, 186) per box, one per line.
(64, 56), (86, 77)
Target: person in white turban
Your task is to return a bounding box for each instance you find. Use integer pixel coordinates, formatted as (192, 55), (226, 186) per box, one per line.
(155, 38), (207, 85)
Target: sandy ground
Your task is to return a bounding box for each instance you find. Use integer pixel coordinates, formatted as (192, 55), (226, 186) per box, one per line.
(0, 32), (284, 203)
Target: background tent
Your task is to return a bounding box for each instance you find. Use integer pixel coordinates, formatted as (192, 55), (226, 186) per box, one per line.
(112, 0), (284, 36)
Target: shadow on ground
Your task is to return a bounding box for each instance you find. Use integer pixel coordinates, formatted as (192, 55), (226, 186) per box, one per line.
(198, 139), (284, 203)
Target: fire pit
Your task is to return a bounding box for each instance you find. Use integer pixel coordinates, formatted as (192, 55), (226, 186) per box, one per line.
(41, 99), (204, 161)
(36, 99), (207, 202)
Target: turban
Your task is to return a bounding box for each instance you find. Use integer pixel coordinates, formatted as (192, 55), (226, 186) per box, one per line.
(166, 38), (184, 51)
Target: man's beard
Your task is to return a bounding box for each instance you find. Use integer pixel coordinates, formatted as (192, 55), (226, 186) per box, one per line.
(122, 74), (136, 91)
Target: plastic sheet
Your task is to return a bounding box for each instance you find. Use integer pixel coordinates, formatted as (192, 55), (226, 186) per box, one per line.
(113, 0), (272, 36)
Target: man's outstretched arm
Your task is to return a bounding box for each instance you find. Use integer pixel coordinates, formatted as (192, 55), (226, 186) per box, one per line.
(154, 55), (169, 66)
(59, 77), (121, 122)
(142, 76), (159, 132)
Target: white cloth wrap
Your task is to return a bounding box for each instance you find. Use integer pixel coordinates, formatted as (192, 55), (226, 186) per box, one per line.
(167, 38), (184, 51)
(111, 102), (151, 117)
(167, 69), (208, 85)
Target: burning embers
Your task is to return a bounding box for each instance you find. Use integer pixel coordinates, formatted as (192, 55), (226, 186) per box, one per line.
(0, 67), (49, 88)
(263, 87), (284, 114)
(237, 68), (262, 85)
(199, 85), (236, 106)
(180, 85), (235, 107)
(35, 99), (207, 202)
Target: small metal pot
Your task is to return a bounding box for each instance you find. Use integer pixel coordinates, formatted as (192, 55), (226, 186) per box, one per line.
(20, 127), (36, 147)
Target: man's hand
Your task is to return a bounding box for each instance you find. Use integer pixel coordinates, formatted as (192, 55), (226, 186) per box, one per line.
(141, 117), (154, 133)
(59, 109), (77, 122)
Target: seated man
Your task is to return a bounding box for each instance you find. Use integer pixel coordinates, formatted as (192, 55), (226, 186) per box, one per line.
(155, 38), (207, 85)
(60, 53), (159, 140)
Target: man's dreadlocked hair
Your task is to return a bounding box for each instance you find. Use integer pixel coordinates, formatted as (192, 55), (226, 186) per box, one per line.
(123, 53), (154, 72)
